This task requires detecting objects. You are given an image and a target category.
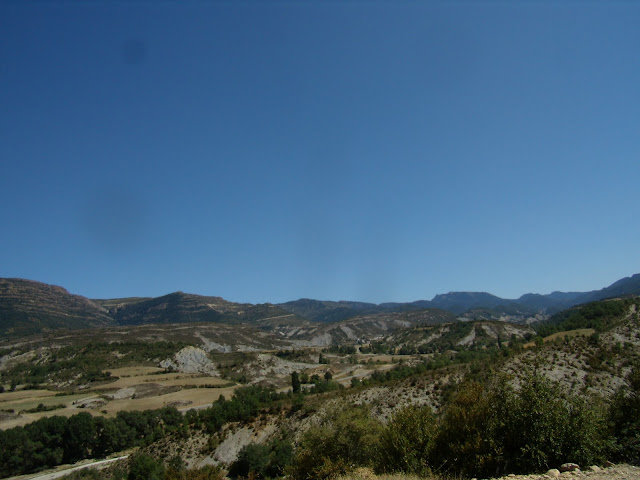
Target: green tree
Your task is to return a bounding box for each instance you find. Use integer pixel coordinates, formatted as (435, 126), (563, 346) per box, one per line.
(432, 374), (610, 477)
(266, 434), (294, 478)
(291, 405), (384, 480)
(291, 371), (301, 394)
(128, 453), (164, 480)
(431, 381), (495, 476)
(380, 406), (436, 476)
(229, 443), (270, 478)
(496, 374), (609, 473)
(63, 413), (96, 463)
(610, 365), (640, 461)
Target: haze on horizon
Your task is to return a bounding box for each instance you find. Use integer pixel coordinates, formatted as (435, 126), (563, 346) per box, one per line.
(1, 2), (639, 304)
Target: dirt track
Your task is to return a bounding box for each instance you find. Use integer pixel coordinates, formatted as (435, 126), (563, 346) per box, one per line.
(7, 456), (128, 480)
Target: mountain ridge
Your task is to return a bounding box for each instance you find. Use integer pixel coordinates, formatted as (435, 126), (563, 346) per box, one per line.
(2, 273), (640, 336)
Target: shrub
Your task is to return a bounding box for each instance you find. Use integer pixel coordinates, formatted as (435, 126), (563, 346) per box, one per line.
(171, 465), (223, 480)
(229, 443), (270, 478)
(431, 374), (610, 477)
(59, 468), (103, 479)
(610, 365), (640, 461)
(128, 453), (165, 480)
(290, 405), (384, 480)
(229, 434), (293, 479)
(431, 381), (496, 476)
(379, 405), (436, 476)
(265, 433), (294, 478)
(496, 374), (609, 473)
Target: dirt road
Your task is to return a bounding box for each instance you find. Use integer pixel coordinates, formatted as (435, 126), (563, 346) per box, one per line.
(9, 456), (128, 480)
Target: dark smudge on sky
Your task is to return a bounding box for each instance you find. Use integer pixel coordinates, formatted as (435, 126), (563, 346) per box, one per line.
(121, 39), (147, 65)
(78, 185), (149, 254)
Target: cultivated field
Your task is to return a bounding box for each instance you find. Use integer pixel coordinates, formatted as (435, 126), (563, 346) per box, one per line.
(0, 368), (238, 429)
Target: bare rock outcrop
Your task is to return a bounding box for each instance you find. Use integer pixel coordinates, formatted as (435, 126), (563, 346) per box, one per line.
(160, 346), (218, 375)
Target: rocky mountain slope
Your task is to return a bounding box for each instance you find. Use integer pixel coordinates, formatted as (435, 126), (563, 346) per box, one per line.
(2, 273), (640, 337)
(281, 308), (457, 346)
(0, 281), (307, 336)
(0, 278), (115, 336)
(98, 291), (303, 327)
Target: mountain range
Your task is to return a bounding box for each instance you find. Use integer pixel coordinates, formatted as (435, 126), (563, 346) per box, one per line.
(279, 273), (640, 320)
(1, 273), (640, 337)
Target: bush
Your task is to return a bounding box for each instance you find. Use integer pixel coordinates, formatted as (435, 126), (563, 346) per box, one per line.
(229, 443), (270, 478)
(496, 374), (609, 473)
(265, 433), (294, 478)
(290, 405), (384, 480)
(431, 381), (496, 476)
(430, 374), (610, 477)
(128, 453), (164, 480)
(59, 468), (103, 479)
(380, 405), (436, 476)
(229, 434), (293, 479)
(610, 365), (640, 461)
(167, 465), (223, 480)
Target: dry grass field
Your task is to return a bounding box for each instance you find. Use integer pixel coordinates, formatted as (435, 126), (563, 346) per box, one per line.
(0, 345), (410, 431)
(99, 384), (238, 415)
(0, 366), (238, 429)
(523, 328), (595, 348)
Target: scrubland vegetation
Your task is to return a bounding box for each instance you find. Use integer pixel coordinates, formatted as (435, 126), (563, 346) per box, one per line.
(2, 365), (639, 480)
(0, 341), (188, 388)
(0, 297), (639, 480)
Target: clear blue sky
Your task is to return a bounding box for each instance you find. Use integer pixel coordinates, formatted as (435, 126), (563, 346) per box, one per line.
(1, 1), (639, 304)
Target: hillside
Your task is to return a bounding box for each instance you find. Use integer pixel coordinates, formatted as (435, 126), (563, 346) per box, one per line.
(0, 278), (115, 336)
(101, 292), (300, 327)
(280, 273), (640, 322)
(0, 282), (307, 336)
(278, 299), (379, 323)
(429, 291), (510, 314)
(535, 297), (640, 338)
(382, 320), (534, 354)
(1, 295), (639, 480)
(2, 273), (640, 337)
(282, 308), (457, 346)
(579, 273), (640, 304)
